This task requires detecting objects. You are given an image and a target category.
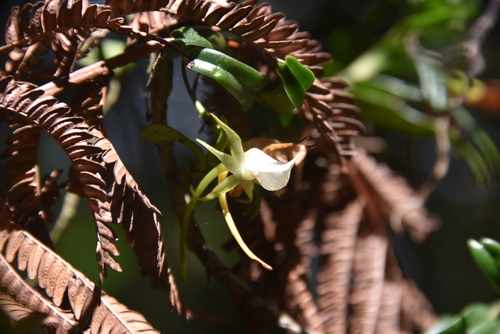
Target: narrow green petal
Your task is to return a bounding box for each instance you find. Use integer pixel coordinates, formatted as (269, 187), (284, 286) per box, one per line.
(197, 139), (243, 177)
(209, 114), (245, 162)
(197, 175), (241, 201)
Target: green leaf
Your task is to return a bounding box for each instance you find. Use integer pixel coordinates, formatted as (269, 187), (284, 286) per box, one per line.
(171, 26), (214, 49)
(140, 124), (207, 173)
(256, 83), (298, 115)
(276, 55), (315, 111)
(278, 114), (295, 128)
(405, 33), (448, 111)
(188, 48), (269, 91)
(352, 83), (436, 136)
(187, 58), (255, 108)
(468, 239), (500, 292)
(452, 135), (492, 185)
(425, 315), (465, 334)
(481, 238), (500, 269)
(462, 303), (491, 329)
(468, 318), (500, 334)
(451, 107), (500, 182)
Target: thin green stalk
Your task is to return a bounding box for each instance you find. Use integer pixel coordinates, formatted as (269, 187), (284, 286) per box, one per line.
(180, 163), (226, 285)
(181, 59), (207, 117)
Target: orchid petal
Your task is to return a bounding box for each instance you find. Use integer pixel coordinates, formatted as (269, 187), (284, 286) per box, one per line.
(197, 139), (243, 177)
(243, 148), (297, 191)
(210, 114), (245, 162)
(197, 175), (241, 201)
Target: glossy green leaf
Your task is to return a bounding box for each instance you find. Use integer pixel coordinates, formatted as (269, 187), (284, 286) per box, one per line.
(462, 303), (491, 329)
(187, 58), (255, 108)
(188, 48), (269, 91)
(276, 55), (315, 111)
(468, 239), (500, 291)
(171, 26), (214, 49)
(481, 238), (500, 269)
(425, 315), (465, 334)
(468, 318), (500, 334)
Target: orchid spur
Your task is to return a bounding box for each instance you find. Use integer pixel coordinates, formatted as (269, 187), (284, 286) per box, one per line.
(180, 114), (299, 283)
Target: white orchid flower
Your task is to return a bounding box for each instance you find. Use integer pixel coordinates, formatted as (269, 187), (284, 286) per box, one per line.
(196, 114), (298, 193)
(180, 114), (299, 284)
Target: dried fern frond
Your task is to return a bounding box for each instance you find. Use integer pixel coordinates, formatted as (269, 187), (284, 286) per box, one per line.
(349, 150), (440, 242)
(0, 76), (177, 303)
(317, 198), (365, 334)
(0, 1), (442, 333)
(0, 219), (160, 333)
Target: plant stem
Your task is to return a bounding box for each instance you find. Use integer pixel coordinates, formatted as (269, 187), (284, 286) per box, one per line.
(180, 163), (226, 285)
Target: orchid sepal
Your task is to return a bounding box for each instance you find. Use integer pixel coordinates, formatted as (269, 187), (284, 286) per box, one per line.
(195, 175), (241, 201)
(209, 113), (245, 162)
(196, 138), (244, 177)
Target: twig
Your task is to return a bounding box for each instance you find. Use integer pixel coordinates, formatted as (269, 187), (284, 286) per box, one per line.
(38, 41), (163, 97)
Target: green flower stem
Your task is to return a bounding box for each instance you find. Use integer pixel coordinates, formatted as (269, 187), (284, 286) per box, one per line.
(180, 163), (226, 285)
(217, 172), (272, 271)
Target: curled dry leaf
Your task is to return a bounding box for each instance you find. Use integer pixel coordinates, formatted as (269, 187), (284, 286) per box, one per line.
(0, 219), (160, 333)
(0, 76), (175, 301)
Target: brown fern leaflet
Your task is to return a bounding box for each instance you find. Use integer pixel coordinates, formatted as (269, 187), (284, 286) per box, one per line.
(0, 0), (441, 333)
(0, 218), (160, 333)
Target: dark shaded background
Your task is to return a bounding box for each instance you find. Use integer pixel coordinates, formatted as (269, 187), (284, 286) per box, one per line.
(1, 0), (500, 333)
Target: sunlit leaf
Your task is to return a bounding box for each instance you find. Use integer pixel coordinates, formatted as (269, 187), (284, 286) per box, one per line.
(188, 48), (269, 91)
(481, 238), (500, 269)
(468, 239), (500, 292)
(171, 26), (214, 49)
(277, 55), (315, 110)
(187, 58), (255, 108)
(467, 318), (500, 334)
(424, 315), (465, 334)
(461, 303), (491, 330)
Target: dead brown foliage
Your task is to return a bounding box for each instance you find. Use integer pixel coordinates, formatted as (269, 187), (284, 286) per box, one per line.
(0, 0), (439, 333)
